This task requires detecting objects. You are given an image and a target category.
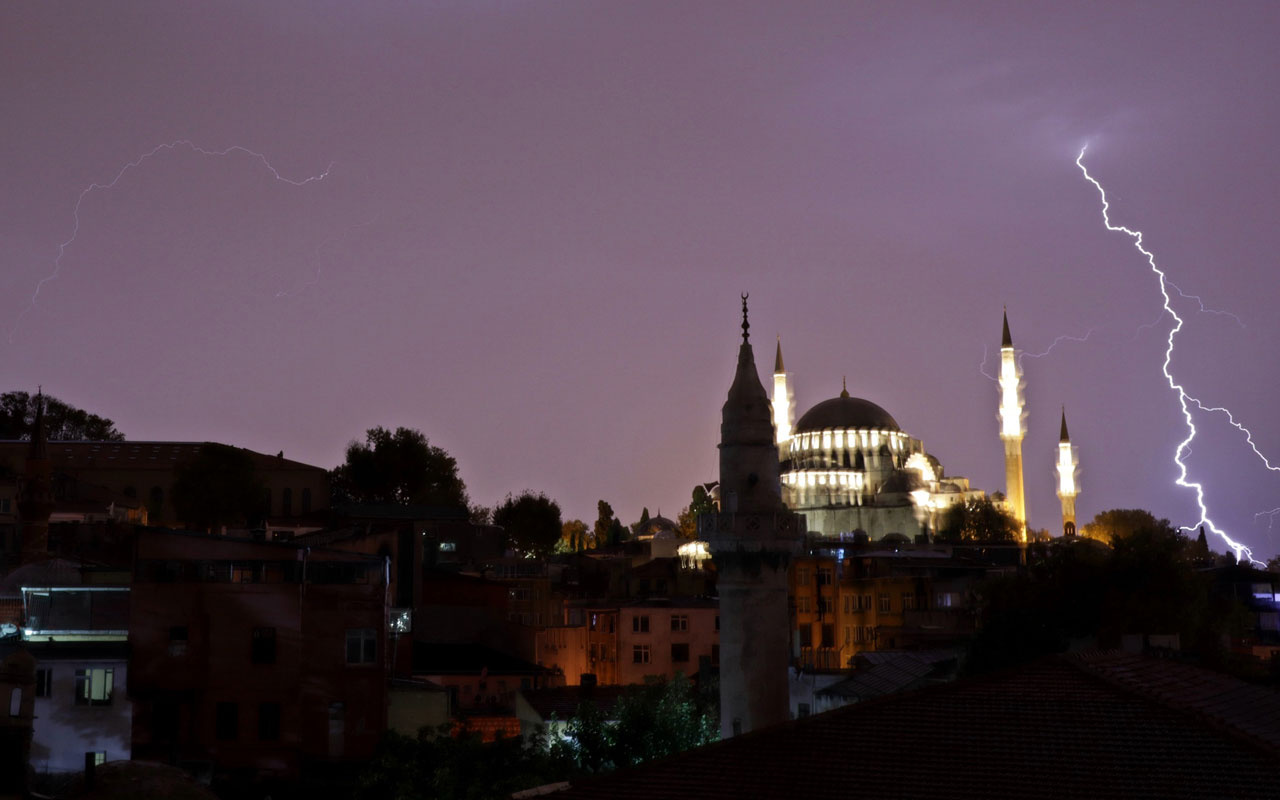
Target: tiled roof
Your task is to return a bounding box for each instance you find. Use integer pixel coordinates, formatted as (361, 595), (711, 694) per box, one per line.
(0, 441), (324, 472)
(551, 655), (1280, 799)
(817, 649), (957, 701)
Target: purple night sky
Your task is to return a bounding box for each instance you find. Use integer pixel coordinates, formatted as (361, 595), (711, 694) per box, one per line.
(4, 2), (1279, 557)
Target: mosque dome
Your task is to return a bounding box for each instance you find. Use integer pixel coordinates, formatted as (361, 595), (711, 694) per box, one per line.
(643, 515), (680, 538)
(794, 395), (901, 433)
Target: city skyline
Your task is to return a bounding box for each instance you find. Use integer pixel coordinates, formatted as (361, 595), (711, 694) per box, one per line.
(4, 2), (1279, 556)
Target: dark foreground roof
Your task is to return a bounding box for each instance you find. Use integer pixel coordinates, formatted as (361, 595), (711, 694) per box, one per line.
(550, 654), (1280, 799)
(412, 642), (547, 676)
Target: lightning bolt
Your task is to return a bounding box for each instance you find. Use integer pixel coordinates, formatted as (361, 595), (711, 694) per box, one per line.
(977, 327), (1097, 382)
(274, 214), (379, 299)
(1076, 146), (1263, 565)
(8, 140), (334, 342)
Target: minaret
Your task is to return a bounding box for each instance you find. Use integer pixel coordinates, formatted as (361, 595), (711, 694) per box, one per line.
(18, 391), (54, 563)
(1056, 407), (1078, 537)
(998, 309), (1027, 541)
(771, 336), (794, 448)
(703, 295), (803, 738)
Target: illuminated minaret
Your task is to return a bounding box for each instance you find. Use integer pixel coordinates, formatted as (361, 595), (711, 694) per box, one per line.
(771, 336), (794, 448)
(1056, 407), (1078, 538)
(998, 309), (1027, 541)
(704, 295), (803, 738)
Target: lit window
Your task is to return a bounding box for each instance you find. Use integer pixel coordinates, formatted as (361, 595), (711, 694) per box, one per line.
(74, 668), (113, 707)
(88, 751), (106, 766)
(345, 628), (377, 665)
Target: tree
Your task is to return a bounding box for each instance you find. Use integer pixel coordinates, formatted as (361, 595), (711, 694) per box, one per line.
(493, 491), (563, 557)
(936, 497), (1020, 543)
(553, 675), (718, 774)
(331, 427), (468, 508)
(1081, 508), (1166, 545)
(593, 500), (617, 548)
(0, 390), (124, 441)
(678, 484), (718, 538)
(630, 507), (651, 538)
(170, 443), (267, 532)
(560, 519), (589, 553)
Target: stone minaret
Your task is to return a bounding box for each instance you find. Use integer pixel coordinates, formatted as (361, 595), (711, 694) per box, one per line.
(998, 309), (1027, 541)
(771, 336), (794, 448)
(18, 391), (54, 563)
(1056, 407), (1078, 538)
(703, 295), (803, 738)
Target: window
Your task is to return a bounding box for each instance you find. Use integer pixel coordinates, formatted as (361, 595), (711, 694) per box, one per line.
(216, 702), (238, 741)
(74, 668), (113, 706)
(715, 615), (720, 632)
(855, 626), (864, 643)
(301, 488), (312, 514)
(281, 488), (293, 517)
(670, 614), (688, 632)
(817, 568), (833, 586)
(902, 593), (915, 611)
(844, 626), (852, 645)
(345, 628), (377, 665)
(820, 597), (834, 614)
(799, 626), (812, 647)
(258, 702), (281, 741)
(632, 615), (649, 633)
(798, 703), (811, 719)
(864, 626), (875, 644)
(878, 594), (891, 613)
(9, 687), (18, 717)
(711, 644), (720, 665)
(252, 627), (277, 664)
(797, 596), (811, 613)
(821, 624), (835, 648)
(797, 568), (810, 586)
(632, 644), (650, 664)
(169, 626), (189, 657)
(87, 751), (106, 766)
(0, 498), (10, 513)
(671, 643), (690, 663)
(861, 593), (872, 611)
(843, 595), (853, 614)
(35, 668), (51, 698)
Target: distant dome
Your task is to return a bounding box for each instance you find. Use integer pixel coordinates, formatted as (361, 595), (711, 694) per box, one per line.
(795, 396), (900, 433)
(878, 469), (924, 494)
(642, 515), (680, 538)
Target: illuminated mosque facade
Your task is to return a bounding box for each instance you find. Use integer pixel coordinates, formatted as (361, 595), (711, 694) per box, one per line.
(768, 310), (1079, 542)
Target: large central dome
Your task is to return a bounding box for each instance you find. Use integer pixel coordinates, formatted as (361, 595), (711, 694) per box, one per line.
(794, 395), (900, 433)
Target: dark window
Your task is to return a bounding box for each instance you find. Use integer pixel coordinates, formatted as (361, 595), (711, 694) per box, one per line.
(74, 668), (113, 706)
(300, 488), (312, 514)
(148, 486), (164, 515)
(711, 644), (720, 665)
(670, 614), (688, 632)
(281, 488), (293, 517)
(251, 627), (277, 664)
(817, 568), (832, 586)
(35, 668), (51, 698)
(345, 628), (376, 665)
(821, 624), (835, 648)
(671, 643), (690, 662)
(169, 626), (189, 657)
(798, 703), (811, 718)
(715, 615), (720, 631)
(799, 626), (812, 648)
(216, 702), (238, 741)
(632, 615), (649, 633)
(258, 702), (281, 741)
(632, 644), (650, 664)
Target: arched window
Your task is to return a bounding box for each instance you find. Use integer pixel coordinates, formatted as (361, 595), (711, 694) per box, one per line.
(281, 488), (293, 517)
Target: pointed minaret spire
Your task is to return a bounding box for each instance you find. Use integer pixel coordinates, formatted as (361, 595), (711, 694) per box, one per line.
(840, 376), (850, 398)
(771, 335), (794, 447)
(29, 388), (48, 461)
(740, 293), (750, 344)
(998, 308), (1027, 541)
(1056, 405), (1078, 538)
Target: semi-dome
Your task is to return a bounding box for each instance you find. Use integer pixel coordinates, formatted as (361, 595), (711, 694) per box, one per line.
(794, 395), (901, 433)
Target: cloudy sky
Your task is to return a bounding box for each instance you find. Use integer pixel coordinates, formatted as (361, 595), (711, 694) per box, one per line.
(3, 1), (1278, 557)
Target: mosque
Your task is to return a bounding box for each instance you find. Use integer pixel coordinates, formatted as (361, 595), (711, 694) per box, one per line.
(767, 310), (1078, 543)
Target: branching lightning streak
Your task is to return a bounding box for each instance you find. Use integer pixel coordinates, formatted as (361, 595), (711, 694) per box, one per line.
(1076, 146), (1262, 565)
(977, 328), (1096, 383)
(8, 140), (334, 342)
(274, 214), (380, 299)
(1255, 508), (1280, 531)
